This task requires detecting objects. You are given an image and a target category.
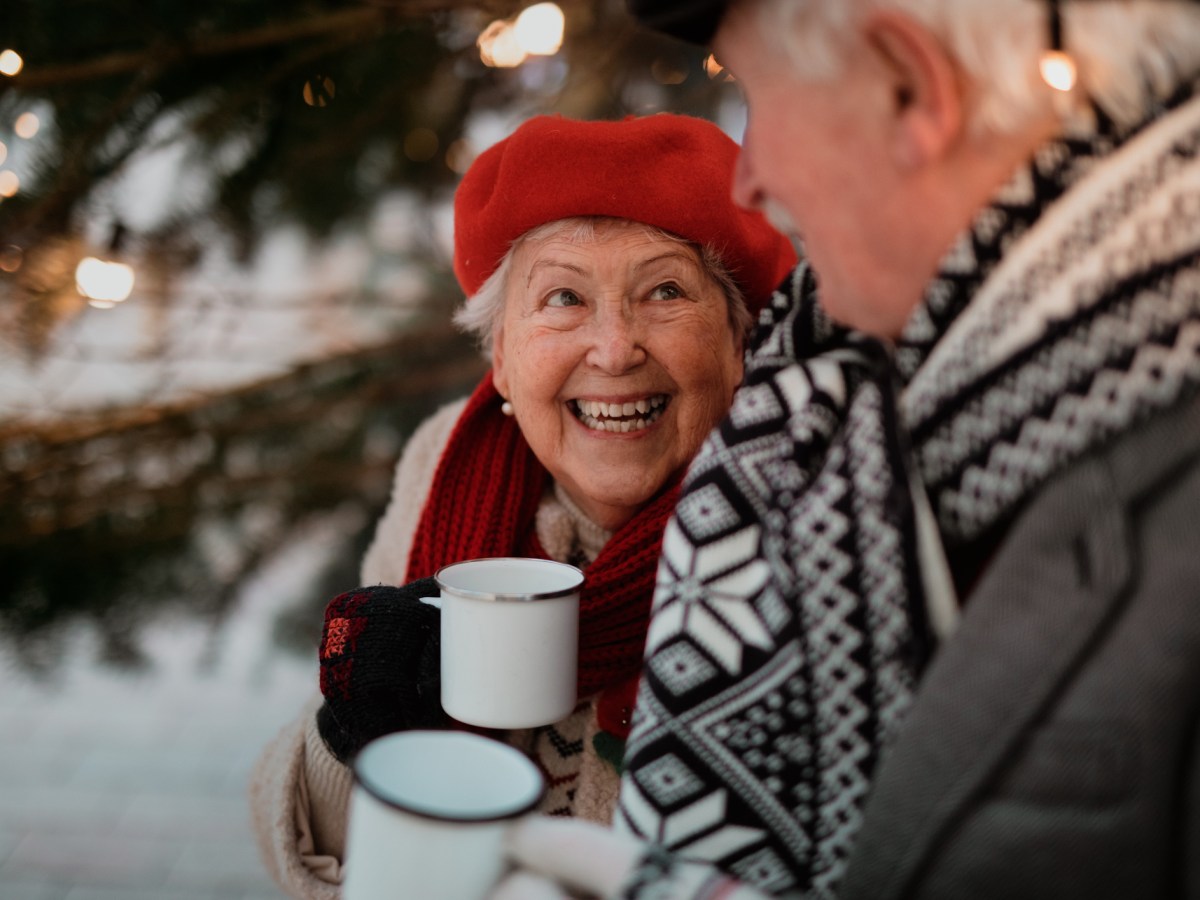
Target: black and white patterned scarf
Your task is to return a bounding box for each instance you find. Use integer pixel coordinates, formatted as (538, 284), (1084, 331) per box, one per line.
(616, 83), (1200, 898)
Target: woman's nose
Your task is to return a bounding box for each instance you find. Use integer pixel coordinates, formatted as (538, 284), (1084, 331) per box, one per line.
(585, 310), (647, 373)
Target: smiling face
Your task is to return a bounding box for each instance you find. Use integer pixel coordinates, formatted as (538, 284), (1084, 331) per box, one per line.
(492, 219), (744, 530)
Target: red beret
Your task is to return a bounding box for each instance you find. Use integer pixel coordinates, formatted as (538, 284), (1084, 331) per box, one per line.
(452, 113), (796, 313)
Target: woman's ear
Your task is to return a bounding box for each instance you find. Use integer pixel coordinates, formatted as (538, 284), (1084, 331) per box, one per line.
(492, 324), (510, 398)
(862, 10), (965, 170)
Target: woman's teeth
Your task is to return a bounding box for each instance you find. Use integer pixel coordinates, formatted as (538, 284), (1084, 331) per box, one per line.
(572, 395), (667, 433)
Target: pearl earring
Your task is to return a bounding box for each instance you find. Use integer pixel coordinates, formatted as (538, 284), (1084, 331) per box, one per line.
(501, 400), (514, 417)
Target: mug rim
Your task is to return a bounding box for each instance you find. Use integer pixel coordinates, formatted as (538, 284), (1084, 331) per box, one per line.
(352, 730), (546, 823)
(435, 556), (584, 602)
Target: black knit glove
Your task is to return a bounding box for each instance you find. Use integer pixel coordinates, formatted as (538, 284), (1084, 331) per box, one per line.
(316, 579), (446, 764)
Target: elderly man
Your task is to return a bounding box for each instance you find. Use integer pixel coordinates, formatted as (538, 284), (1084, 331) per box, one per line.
(494, 2), (1200, 899)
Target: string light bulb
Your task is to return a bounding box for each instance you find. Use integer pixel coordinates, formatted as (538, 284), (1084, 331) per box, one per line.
(1039, 0), (1077, 93)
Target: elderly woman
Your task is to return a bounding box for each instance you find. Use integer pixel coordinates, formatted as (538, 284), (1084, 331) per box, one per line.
(490, 2), (1200, 900)
(249, 112), (795, 899)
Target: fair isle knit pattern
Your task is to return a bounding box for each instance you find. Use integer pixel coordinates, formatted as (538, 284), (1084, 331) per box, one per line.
(506, 704), (592, 817)
(617, 84), (1200, 899)
(617, 269), (929, 899)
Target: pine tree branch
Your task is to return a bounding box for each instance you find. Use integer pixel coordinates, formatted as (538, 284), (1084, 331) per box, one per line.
(7, 3), (489, 90)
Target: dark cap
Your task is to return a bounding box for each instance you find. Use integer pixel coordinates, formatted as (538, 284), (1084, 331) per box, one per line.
(625, 0), (732, 45)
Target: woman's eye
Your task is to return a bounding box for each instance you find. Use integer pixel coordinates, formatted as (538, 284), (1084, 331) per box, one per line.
(649, 283), (683, 301)
(546, 289), (582, 308)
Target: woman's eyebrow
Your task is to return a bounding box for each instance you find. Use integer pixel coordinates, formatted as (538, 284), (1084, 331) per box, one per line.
(634, 251), (696, 272)
(526, 259), (587, 286)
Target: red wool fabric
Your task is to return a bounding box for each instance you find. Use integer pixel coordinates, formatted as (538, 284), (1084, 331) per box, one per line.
(452, 113), (797, 311)
(406, 371), (679, 706)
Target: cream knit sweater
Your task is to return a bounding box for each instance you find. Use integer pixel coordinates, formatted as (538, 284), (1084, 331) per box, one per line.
(248, 398), (624, 900)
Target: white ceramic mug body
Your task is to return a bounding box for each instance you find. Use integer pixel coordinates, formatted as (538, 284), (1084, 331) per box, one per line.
(436, 557), (583, 729)
(343, 730), (544, 900)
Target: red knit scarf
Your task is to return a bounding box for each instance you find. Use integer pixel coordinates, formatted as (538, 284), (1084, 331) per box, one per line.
(406, 371), (679, 708)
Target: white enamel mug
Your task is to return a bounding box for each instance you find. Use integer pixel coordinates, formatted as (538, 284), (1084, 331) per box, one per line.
(343, 730), (545, 900)
(426, 557), (584, 729)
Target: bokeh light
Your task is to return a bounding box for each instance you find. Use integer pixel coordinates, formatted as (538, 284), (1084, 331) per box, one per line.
(704, 54), (731, 80)
(76, 257), (136, 305)
(302, 76), (336, 107)
(0, 50), (22, 77)
(514, 3), (565, 56)
(0, 244), (22, 273)
(14, 112), (40, 139)
(478, 20), (527, 68)
(445, 139), (476, 174)
(480, 3), (565, 68)
(1039, 51), (1077, 93)
(403, 127), (439, 163)
(0, 170), (18, 197)
(651, 58), (688, 86)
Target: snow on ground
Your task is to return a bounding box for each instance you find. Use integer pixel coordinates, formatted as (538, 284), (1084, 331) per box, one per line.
(0, 503), (362, 899)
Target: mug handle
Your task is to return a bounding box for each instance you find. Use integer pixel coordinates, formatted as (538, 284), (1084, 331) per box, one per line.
(419, 595), (442, 610)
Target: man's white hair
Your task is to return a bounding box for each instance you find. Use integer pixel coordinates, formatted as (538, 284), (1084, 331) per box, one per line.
(749, 0), (1200, 135)
(453, 217), (752, 361)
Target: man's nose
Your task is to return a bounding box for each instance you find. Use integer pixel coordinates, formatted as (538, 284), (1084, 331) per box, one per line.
(585, 308), (647, 374)
(731, 144), (763, 211)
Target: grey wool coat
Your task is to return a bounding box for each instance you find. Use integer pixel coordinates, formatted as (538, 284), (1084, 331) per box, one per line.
(841, 387), (1200, 899)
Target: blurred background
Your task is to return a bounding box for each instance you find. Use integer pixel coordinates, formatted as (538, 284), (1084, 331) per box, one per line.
(0, 1), (743, 897)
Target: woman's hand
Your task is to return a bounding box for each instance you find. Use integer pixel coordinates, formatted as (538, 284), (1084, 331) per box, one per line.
(490, 817), (774, 900)
(315, 579), (446, 764)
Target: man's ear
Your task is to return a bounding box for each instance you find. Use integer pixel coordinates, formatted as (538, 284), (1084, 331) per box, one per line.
(862, 10), (965, 170)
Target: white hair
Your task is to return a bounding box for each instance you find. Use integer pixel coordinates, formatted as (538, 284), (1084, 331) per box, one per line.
(453, 217), (752, 361)
(748, 0), (1200, 136)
